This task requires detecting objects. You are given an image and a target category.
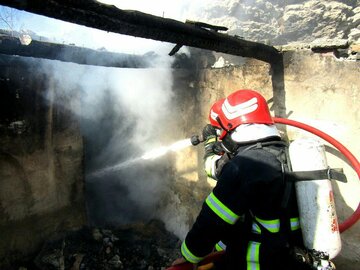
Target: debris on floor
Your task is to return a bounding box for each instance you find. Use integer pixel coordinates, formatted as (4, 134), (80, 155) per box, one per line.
(28, 219), (181, 270)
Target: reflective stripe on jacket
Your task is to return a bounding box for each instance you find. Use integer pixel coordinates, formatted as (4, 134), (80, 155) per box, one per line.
(206, 192), (240, 225)
(247, 216), (301, 269)
(181, 241), (204, 264)
(251, 216), (300, 234)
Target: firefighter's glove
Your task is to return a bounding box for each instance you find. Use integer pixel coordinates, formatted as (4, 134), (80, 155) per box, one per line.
(204, 141), (223, 159)
(212, 141), (225, 155)
(202, 124), (217, 144)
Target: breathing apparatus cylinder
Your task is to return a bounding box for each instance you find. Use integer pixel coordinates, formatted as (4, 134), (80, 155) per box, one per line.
(289, 138), (341, 259)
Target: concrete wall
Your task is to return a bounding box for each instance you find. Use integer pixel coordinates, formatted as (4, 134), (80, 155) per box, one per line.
(0, 57), (86, 267)
(174, 50), (360, 268)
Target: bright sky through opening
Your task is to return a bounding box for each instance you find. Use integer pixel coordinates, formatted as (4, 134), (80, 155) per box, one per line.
(1, 0), (208, 54)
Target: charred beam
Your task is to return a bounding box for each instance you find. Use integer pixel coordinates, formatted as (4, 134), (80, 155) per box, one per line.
(0, 0), (281, 64)
(0, 34), (151, 68)
(185, 20), (228, 32)
(168, 44), (183, 56)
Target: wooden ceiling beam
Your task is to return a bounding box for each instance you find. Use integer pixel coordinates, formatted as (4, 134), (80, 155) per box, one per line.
(0, 34), (151, 68)
(0, 0), (281, 64)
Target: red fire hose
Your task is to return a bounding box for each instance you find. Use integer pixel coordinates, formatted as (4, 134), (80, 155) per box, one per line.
(273, 117), (360, 232)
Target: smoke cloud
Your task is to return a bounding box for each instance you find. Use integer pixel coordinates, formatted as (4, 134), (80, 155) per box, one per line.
(6, 1), (212, 238)
(35, 51), (192, 230)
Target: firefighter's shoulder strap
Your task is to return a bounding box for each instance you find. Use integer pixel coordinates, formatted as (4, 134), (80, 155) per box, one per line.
(242, 141), (347, 184)
(242, 140), (347, 213)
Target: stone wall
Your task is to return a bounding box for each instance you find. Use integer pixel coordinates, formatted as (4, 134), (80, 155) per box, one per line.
(175, 49), (359, 269)
(0, 56), (86, 268)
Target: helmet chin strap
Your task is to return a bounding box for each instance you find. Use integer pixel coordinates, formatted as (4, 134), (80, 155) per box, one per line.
(220, 132), (240, 155)
(215, 116), (230, 132)
(215, 116), (239, 154)
(216, 116), (232, 140)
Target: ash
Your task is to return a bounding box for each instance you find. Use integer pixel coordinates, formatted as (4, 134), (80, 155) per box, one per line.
(26, 220), (181, 270)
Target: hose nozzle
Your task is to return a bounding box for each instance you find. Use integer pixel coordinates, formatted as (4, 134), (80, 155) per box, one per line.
(190, 134), (204, 146)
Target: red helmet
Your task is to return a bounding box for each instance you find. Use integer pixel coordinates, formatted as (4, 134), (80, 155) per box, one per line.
(208, 98), (225, 129)
(218, 89), (274, 138)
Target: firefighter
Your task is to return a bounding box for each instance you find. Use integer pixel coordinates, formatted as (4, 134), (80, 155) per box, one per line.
(202, 98), (232, 254)
(172, 89), (307, 270)
(202, 98), (227, 182)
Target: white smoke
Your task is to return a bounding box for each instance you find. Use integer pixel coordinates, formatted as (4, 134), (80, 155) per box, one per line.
(36, 50), (185, 224)
(6, 1), (212, 237)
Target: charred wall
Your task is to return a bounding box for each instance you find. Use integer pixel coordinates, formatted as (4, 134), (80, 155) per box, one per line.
(0, 55), (86, 267)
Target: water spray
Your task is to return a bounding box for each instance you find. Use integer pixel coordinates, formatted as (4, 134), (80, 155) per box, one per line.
(88, 138), (198, 178)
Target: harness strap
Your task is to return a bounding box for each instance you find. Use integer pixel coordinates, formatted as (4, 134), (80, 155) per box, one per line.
(242, 140), (288, 152)
(287, 168), (347, 183)
(242, 141), (347, 184)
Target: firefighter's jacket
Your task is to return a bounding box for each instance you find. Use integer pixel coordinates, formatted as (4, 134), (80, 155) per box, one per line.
(181, 140), (303, 270)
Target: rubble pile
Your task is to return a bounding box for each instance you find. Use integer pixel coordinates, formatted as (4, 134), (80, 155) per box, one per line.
(28, 220), (181, 270)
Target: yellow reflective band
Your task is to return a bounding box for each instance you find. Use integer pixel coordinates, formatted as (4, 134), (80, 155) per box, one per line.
(255, 216), (280, 233)
(246, 241), (261, 270)
(205, 137), (216, 145)
(181, 241), (204, 264)
(290, 217), (300, 231)
(252, 216), (300, 234)
(206, 192), (239, 224)
(215, 241), (227, 251)
(204, 155), (221, 178)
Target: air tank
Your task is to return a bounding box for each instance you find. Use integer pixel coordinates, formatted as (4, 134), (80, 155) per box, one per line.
(289, 138), (341, 259)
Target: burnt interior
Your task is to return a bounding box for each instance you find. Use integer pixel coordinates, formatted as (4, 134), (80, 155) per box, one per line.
(0, 1), (359, 270)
